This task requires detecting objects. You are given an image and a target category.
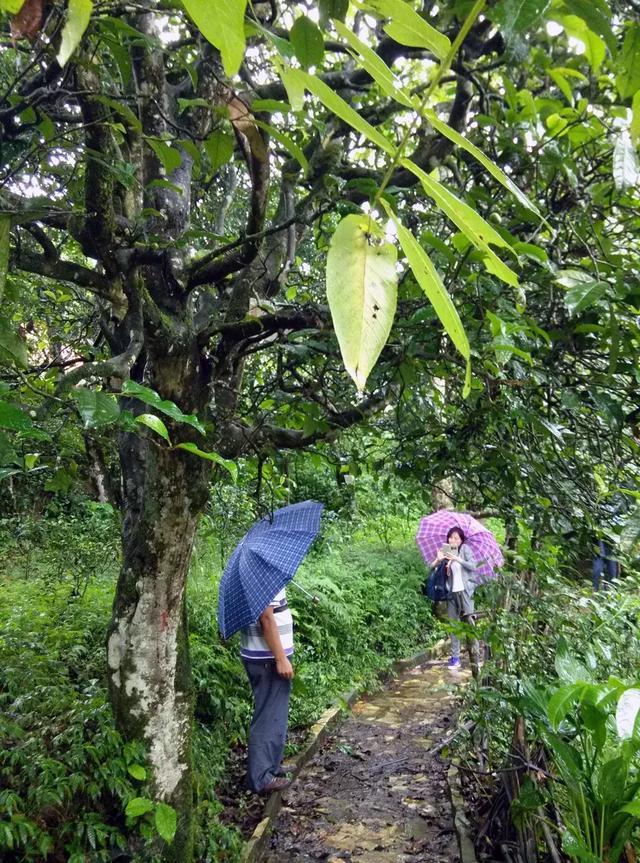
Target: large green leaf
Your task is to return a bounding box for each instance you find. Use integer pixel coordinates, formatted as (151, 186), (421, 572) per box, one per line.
(547, 682), (584, 730)
(174, 442), (238, 481)
(631, 91), (640, 146)
(402, 160), (519, 287)
(0, 0), (27, 12)
(326, 214), (397, 391)
(319, 0), (349, 25)
(333, 20), (414, 108)
(561, 15), (606, 74)
(290, 15), (324, 68)
(420, 108), (544, 220)
(558, 0), (616, 54)
(182, 0), (248, 77)
(121, 381), (206, 435)
(616, 23), (640, 100)
(556, 270), (608, 314)
(125, 797), (154, 818)
(0, 316), (28, 367)
(361, 0), (450, 61)
(285, 68), (395, 155)
(204, 130), (235, 172)
(254, 120), (308, 174)
(154, 802), (177, 844)
(0, 215), (9, 301)
(0, 401), (32, 431)
(72, 388), (120, 429)
(135, 413), (171, 444)
(381, 201), (471, 397)
(57, 0), (93, 67)
(489, 0), (551, 35)
(146, 139), (182, 174)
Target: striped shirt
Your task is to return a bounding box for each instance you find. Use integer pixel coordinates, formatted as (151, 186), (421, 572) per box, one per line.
(240, 589), (294, 661)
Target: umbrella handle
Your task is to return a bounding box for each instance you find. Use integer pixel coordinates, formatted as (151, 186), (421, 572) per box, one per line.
(290, 580), (320, 604)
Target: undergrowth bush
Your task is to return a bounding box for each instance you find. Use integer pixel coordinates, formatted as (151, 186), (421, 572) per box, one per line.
(454, 536), (640, 863)
(0, 493), (439, 862)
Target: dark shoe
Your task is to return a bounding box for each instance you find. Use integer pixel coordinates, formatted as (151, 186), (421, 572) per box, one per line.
(274, 762), (296, 777)
(259, 777), (291, 795)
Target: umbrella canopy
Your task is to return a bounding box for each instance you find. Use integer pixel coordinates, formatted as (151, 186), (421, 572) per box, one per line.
(416, 510), (503, 580)
(217, 500), (324, 639)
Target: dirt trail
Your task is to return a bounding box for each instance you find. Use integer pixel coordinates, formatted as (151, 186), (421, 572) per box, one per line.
(264, 658), (470, 863)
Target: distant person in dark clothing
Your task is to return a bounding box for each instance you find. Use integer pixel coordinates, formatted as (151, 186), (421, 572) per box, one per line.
(592, 540), (619, 591)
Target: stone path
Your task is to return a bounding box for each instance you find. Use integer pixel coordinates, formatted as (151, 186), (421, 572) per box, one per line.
(264, 658), (470, 863)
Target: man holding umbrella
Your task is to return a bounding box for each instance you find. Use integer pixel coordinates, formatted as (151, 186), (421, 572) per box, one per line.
(239, 589), (295, 794)
(218, 500), (324, 796)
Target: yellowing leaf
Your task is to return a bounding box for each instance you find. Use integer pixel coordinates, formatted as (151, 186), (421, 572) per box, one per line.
(57, 0), (93, 67)
(402, 159), (520, 287)
(183, 0), (248, 77)
(326, 214), (397, 391)
(381, 201), (471, 397)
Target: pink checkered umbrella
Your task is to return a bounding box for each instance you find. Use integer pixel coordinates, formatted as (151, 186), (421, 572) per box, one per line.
(416, 511), (504, 581)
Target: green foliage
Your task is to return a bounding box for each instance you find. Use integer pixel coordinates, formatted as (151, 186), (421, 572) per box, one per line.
(454, 529), (640, 862)
(0, 486), (439, 861)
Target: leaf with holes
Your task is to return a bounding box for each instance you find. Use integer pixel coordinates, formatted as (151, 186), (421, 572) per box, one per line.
(326, 213), (397, 391)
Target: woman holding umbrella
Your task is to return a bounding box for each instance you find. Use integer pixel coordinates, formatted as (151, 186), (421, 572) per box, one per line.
(417, 511), (503, 676)
(430, 527), (480, 673)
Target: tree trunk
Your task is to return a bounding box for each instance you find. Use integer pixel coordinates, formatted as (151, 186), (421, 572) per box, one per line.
(106, 352), (210, 861)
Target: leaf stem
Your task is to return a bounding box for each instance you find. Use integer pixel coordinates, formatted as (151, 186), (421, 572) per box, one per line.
(371, 0), (486, 213)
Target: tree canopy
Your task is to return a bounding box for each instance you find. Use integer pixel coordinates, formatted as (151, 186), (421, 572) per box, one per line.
(1, 0), (639, 858)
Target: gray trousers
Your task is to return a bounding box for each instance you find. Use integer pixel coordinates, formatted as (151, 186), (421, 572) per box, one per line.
(447, 590), (479, 670)
(243, 659), (292, 793)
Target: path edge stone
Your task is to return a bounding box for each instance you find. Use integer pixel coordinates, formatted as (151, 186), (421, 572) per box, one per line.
(447, 757), (479, 863)
(240, 637), (449, 863)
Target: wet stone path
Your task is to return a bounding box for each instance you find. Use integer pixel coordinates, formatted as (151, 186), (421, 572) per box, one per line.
(264, 659), (470, 863)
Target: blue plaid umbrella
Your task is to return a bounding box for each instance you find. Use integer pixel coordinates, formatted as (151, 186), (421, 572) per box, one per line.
(217, 500), (324, 639)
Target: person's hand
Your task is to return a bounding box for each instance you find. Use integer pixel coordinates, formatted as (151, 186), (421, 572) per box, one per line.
(436, 549), (445, 562)
(276, 657), (294, 679)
